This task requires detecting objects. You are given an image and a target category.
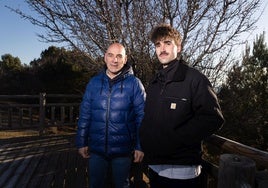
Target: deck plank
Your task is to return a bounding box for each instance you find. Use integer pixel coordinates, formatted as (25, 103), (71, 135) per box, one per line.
(0, 134), (78, 187)
(0, 133), (149, 188)
(52, 151), (69, 187)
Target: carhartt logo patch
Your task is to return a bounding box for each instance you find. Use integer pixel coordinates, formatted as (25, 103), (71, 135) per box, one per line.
(170, 103), (176, 109)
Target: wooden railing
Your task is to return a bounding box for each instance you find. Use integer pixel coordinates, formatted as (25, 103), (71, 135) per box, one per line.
(205, 135), (268, 169)
(0, 93), (81, 131)
(1, 94), (268, 187)
(201, 135), (268, 187)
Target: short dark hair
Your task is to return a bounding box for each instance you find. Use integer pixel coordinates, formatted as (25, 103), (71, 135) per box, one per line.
(150, 24), (182, 46)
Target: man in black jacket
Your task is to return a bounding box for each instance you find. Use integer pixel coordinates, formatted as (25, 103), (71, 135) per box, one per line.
(139, 24), (224, 188)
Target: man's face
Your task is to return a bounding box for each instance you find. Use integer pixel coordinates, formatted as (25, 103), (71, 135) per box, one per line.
(154, 37), (181, 65)
(104, 43), (127, 77)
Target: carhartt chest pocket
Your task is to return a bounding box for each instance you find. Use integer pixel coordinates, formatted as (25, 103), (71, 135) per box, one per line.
(162, 97), (191, 120)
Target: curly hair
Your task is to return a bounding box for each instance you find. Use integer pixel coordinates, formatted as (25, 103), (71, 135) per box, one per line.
(150, 24), (182, 46)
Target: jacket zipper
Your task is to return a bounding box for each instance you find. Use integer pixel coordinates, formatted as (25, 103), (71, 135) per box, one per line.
(160, 82), (167, 95)
(105, 87), (112, 154)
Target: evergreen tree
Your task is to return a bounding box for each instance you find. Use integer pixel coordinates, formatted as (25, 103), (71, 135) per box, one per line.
(0, 46), (99, 94)
(31, 46), (101, 94)
(219, 32), (268, 150)
(0, 54), (25, 94)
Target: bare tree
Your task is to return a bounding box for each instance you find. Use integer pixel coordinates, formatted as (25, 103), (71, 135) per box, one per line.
(6, 0), (263, 86)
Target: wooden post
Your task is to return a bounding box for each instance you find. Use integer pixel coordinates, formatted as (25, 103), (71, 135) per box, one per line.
(61, 106), (65, 123)
(218, 154), (256, 188)
(19, 108), (23, 127)
(51, 106), (56, 125)
(29, 107), (33, 126)
(69, 106), (74, 123)
(39, 93), (46, 135)
(8, 107), (12, 128)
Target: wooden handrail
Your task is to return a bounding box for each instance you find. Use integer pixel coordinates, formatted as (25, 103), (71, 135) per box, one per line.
(205, 134), (268, 169)
(0, 93), (82, 130)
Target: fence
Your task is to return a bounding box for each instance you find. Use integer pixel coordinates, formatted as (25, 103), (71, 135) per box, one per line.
(0, 93), (81, 131)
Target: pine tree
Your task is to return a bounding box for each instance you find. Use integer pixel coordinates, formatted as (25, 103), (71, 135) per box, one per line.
(219, 32), (268, 150)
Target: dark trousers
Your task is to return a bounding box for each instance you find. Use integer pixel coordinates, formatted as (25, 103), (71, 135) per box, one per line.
(148, 168), (200, 188)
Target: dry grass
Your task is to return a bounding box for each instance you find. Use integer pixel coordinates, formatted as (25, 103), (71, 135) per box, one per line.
(0, 130), (40, 139)
(0, 126), (76, 139)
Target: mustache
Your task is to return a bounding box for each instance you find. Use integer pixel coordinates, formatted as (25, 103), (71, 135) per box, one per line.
(160, 51), (168, 56)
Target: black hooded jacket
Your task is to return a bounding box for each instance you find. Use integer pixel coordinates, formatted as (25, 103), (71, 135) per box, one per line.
(139, 59), (224, 165)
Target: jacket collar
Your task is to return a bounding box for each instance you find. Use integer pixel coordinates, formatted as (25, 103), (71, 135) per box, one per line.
(173, 59), (188, 82)
(152, 58), (188, 83)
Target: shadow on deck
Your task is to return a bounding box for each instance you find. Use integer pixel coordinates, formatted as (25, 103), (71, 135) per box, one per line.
(0, 133), (149, 188)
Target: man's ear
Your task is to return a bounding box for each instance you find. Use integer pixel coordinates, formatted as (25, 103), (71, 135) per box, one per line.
(177, 45), (181, 53)
(124, 55), (128, 64)
(104, 53), (107, 62)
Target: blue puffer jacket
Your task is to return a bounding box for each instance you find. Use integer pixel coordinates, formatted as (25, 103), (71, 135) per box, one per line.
(76, 64), (145, 157)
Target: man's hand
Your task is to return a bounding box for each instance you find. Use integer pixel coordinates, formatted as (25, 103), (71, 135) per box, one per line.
(133, 150), (144, 163)
(78, 146), (90, 158)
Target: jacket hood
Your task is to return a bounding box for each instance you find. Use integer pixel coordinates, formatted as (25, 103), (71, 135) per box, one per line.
(100, 63), (134, 93)
(103, 62), (133, 81)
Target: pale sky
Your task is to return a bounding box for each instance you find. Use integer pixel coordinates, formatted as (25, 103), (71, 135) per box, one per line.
(0, 0), (58, 65)
(0, 0), (267, 65)
(240, 1), (268, 44)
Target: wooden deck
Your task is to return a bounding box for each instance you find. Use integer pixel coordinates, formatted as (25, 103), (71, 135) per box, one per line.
(0, 133), (148, 188)
(0, 134), (88, 188)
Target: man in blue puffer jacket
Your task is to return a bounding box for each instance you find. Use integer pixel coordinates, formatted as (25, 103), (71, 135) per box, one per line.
(76, 43), (146, 188)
